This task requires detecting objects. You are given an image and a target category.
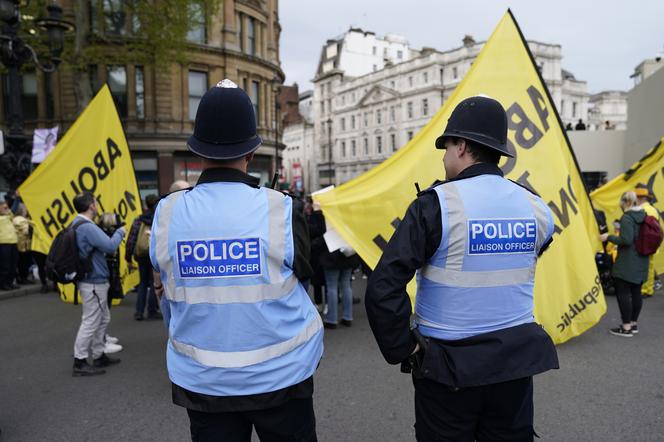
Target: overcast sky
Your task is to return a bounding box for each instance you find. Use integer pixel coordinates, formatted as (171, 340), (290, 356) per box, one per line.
(280, 0), (664, 94)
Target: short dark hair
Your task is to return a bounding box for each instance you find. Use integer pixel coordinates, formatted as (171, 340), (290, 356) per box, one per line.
(453, 137), (501, 165)
(73, 192), (95, 213)
(145, 194), (159, 210)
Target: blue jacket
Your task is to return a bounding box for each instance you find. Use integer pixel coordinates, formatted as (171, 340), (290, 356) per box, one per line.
(74, 215), (124, 283)
(151, 172), (323, 397)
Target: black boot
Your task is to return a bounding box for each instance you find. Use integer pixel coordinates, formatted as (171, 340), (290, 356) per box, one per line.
(73, 358), (106, 377)
(93, 354), (121, 367)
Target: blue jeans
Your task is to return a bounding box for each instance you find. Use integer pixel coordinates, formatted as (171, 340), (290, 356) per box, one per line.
(324, 268), (353, 324)
(135, 259), (157, 316)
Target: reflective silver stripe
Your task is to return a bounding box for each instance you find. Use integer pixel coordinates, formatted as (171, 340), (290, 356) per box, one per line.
(265, 189), (286, 283)
(524, 191), (550, 253)
(421, 264), (535, 288)
(415, 314), (446, 330)
(156, 192), (184, 299)
(441, 183), (467, 271)
(166, 273), (298, 304)
(170, 315), (323, 368)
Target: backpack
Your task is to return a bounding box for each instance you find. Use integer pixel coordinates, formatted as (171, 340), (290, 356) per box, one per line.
(134, 222), (151, 259)
(635, 215), (663, 256)
(45, 218), (92, 284)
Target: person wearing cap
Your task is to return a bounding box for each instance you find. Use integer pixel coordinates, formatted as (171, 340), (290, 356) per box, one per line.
(635, 185), (660, 297)
(366, 96), (559, 441)
(150, 79), (323, 441)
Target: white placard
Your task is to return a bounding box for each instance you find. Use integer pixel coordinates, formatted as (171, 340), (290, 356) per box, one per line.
(31, 126), (59, 163)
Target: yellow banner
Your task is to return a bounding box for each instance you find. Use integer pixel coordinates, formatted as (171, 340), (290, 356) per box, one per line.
(591, 138), (664, 271)
(18, 85), (140, 303)
(315, 11), (605, 344)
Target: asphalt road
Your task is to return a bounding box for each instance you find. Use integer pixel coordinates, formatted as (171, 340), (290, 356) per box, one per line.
(1, 280), (663, 441)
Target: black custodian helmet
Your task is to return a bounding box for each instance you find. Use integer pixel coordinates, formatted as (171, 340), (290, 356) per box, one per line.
(187, 79), (263, 160)
(435, 95), (512, 157)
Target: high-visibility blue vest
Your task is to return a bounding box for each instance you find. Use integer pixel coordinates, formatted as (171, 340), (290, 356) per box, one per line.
(415, 174), (555, 341)
(150, 182), (324, 396)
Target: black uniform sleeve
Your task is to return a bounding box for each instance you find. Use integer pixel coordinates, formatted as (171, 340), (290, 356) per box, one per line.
(291, 203), (313, 282)
(365, 191), (441, 364)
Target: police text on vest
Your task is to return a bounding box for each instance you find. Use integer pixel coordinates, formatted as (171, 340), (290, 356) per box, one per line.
(467, 219), (537, 255)
(177, 238), (262, 278)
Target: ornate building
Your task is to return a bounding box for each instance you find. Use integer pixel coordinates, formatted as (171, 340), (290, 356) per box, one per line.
(0, 0), (284, 195)
(306, 29), (594, 189)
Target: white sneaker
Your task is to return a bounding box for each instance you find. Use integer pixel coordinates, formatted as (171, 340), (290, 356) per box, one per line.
(105, 335), (119, 344)
(104, 342), (123, 353)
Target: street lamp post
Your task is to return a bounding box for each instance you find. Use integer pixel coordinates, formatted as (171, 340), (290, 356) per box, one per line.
(326, 117), (332, 186)
(0, 0), (73, 191)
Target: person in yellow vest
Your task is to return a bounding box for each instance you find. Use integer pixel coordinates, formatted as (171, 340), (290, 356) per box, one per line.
(635, 187), (660, 297)
(13, 204), (33, 285)
(0, 200), (19, 290)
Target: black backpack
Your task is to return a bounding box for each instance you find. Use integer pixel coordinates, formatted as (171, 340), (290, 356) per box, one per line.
(45, 218), (92, 285)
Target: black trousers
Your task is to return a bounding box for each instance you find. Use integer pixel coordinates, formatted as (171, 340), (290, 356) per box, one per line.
(32, 251), (47, 285)
(0, 244), (18, 287)
(187, 398), (317, 442)
(614, 277), (643, 324)
(413, 376), (535, 442)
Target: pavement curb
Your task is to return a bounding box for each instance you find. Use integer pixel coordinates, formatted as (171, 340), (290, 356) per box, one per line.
(0, 284), (44, 301)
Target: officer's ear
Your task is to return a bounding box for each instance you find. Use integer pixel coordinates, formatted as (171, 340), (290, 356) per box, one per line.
(455, 139), (469, 158)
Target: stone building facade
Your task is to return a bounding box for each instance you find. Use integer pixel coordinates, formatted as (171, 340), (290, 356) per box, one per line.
(307, 30), (593, 189)
(0, 0), (284, 195)
(281, 89), (314, 193)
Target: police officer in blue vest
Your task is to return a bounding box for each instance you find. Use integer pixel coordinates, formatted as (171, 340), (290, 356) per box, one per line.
(366, 96), (559, 441)
(150, 79), (324, 442)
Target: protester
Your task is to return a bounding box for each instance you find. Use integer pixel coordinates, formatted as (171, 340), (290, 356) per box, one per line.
(0, 200), (19, 291)
(575, 118), (586, 130)
(565, 122), (573, 131)
(635, 186), (660, 297)
(126, 194), (160, 320)
(306, 198), (326, 305)
(31, 219), (51, 293)
(366, 96), (558, 440)
(321, 244), (359, 329)
(600, 191), (649, 337)
(150, 79), (322, 441)
(12, 204), (33, 284)
(71, 192), (125, 376)
(96, 212), (125, 352)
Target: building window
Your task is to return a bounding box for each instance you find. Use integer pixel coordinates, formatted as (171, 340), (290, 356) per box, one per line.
(373, 64), (377, 72)
(89, 64), (99, 93)
(372, 46), (377, 55)
(376, 109), (382, 124)
(453, 66), (458, 79)
(107, 65), (127, 117)
(364, 112), (369, 127)
(186, 2), (206, 44)
(321, 100), (325, 113)
(390, 106), (395, 122)
(440, 68), (444, 83)
(247, 17), (256, 55)
(135, 65), (145, 119)
(188, 70), (207, 121)
(341, 117), (346, 131)
(408, 76), (413, 87)
(407, 131), (414, 140)
(237, 14), (244, 51)
(351, 115), (355, 129)
(341, 141), (346, 158)
(352, 140), (356, 156)
(376, 136), (382, 154)
(572, 102), (577, 118)
(103, 0), (128, 36)
(363, 138), (369, 155)
(250, 81), (260, 120)
(422, 98), (429, 116)
(391, 133), (396, 151)
(341, 95), (345, 105)
(21, 71), (38, 120)
(390, 80), (395, 89)
(407, 101), (413, 119)
(423, 72), (428, 83)
(397, 50), (403, 59)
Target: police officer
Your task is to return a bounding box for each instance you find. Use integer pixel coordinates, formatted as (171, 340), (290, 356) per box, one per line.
(365, 96), (559, 441)
(150, 79), (323, 441)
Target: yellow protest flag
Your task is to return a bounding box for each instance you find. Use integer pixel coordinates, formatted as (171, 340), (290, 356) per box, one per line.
(18, 85), (141, 304)
(315, 10), (605, 344)
(591, 138), (664, 273)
